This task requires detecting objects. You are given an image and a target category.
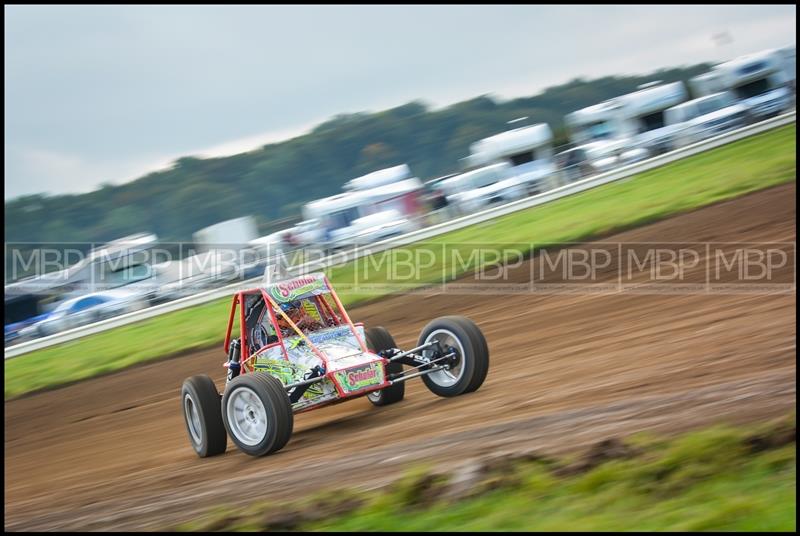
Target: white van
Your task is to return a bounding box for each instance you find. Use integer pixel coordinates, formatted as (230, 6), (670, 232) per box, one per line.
(439, 163), (526, 214)
(566, 81), (688, 156)
(465, 124), (557, 195)
(302, 176), (425, 250)
(692, 49), (792, 121)
(665, 92), (749, 148)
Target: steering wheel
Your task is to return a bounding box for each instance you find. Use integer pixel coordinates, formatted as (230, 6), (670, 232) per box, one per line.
(251, 324), (271, 351)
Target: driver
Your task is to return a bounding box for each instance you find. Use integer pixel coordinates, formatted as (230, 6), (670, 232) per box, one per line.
(277, 301), (323, 336)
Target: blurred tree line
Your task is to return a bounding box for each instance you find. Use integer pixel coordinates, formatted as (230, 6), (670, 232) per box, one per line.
(5, 64), (711, 243)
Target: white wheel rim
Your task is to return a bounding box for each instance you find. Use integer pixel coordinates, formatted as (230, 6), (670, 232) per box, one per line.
(424, 329), (465, 387)
(226, 386), (269, 446)
(184, 394), (202, 445)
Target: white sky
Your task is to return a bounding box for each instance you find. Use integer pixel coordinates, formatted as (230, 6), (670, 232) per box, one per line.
(4, 5), (796, 199)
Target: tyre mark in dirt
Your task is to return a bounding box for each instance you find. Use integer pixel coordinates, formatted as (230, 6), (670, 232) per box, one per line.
(6, 371), (794, 531)
(4, 183), (796, 531)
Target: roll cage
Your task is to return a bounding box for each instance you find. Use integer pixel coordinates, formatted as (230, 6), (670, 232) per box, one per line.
(223, 273), (369, 376)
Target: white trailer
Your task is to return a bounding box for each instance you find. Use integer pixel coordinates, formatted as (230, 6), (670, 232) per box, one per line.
(565, 81), (688, 159)
(693, 48), (792, 120)
(689, 71), (725, 99)
(342, 164), (412, 191)
(465, 123), (557, 194)
(664, 91), (749, 148)
(615, 81), (689, 154)
(438, 162), (527, 214)
(302, 176), (425, 248)
(193, 216), (259, 252)
(777, 45), (796, 93)
(565, 99), (627, 146)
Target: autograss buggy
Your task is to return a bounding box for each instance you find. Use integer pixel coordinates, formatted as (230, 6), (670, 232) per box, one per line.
(181, 272), (489, 457)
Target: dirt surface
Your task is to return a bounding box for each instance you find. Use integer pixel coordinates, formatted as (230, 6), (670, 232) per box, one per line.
(4, 183), (796, 531)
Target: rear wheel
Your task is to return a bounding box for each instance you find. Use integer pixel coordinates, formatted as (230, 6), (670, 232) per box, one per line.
(418, 316), (489, 397)
(365, 327), (405, 406)
(181, 375), (227, 457)
(222, 373), (293, 457)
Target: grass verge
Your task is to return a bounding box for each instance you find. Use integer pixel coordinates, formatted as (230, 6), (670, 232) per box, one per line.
(172, 415), (796, 532)
(5, 124), (796, 399)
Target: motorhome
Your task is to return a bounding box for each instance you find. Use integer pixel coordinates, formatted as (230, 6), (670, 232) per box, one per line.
(691, 48), (792, 120)
(342, 164), (412, 191)
(437, 163), (527, 214)
(617, 81), (689, 154)
(777, 45), (796, 93)
(664, 91), (749, 148)
(193, 217), (259, 253)
(554, 142), (638, 183)
(464, 123), (557, 194)
(302, 173), (425, 250)
(565, 81), (688, 163)
(566, 81), (688, 157)
(689, 71), (725, 99)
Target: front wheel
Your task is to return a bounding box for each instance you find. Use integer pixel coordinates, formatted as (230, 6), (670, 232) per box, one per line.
(418, 316), (489, 397)
(222, 373), (294, 457)
(181, 375), (227, 457)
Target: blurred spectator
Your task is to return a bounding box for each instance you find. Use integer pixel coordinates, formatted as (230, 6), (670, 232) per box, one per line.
(282, 230), (300, 250)
(429, 188), (452, 223)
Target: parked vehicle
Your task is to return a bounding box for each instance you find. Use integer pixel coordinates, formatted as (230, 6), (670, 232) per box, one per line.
(464, 124), (558, 195)
(302, 167), (426, 251)
(776, 45), (796, 96)
(18, 289), (149, 339)
(555, 140), (649, 184)
(327, 209), (414, 249)
(5, 313), (49, 344)
(665, 91), (749, 148)
(250, 230), (293, 260)
(566, 81), (688, 157)
(193, 217), (259, 252)
(152, 250), (241, 302)
(342, 164), (412, 191)
(691, 48), (793, 121)
(180, 272), (490, 457)
(439, 163), (527, 213)
(290, 219), (324, 248)
(618, 81), (689, 155)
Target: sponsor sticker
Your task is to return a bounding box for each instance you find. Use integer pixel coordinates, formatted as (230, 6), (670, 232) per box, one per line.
(334, 362), (384, 393)
(267, 275), (327, 303)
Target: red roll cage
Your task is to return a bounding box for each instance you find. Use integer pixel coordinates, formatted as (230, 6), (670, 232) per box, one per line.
(222, 274), (369, 375)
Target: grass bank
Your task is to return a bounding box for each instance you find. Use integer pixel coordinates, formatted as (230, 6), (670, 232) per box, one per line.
(174, 415), (797, 532)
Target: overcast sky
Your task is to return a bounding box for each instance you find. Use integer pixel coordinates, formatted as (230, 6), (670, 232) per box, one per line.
(4, 5), (796, 200)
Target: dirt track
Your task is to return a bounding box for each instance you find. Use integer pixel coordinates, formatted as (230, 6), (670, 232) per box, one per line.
(4, 183), (796, 531)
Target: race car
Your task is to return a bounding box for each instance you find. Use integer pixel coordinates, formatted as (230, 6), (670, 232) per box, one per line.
(181, 271), (489, 457)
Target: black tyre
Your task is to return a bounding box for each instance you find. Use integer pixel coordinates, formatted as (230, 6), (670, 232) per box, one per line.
(450, 316), (490, 393)
(365, 326), (405, 406)
(418, 316), (490, 397)
(181, 375), (227, 458)
(222, 373), (294, 457)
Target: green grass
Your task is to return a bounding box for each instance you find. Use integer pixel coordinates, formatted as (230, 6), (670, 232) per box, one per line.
(173, 416), (797, 532)
(4, 124), (796, 399)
